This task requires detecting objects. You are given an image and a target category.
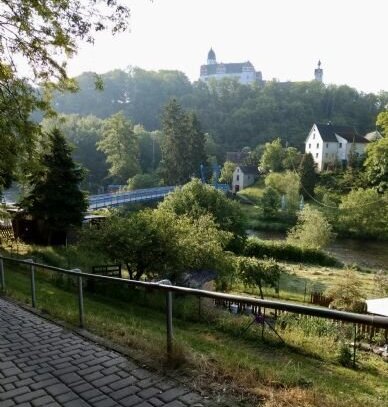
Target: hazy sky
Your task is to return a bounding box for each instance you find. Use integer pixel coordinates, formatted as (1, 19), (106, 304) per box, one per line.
(67, 0), (388, 94)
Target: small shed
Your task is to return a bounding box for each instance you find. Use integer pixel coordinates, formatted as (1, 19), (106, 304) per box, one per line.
(366, 298), (388, 317)
(232, 165), (259, 193)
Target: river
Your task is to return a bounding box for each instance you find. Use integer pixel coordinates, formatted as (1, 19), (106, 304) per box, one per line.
(248, 230), (388, 270)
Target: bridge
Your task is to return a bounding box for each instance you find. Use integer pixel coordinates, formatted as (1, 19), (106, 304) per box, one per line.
(88, 184), (230, 210)
(88, 186), (176, 210)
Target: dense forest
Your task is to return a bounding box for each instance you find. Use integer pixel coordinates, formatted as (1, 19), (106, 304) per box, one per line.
(52, 68), (388, 155)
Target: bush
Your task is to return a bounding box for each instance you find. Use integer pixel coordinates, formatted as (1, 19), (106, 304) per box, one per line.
(338, 343), (353, 367)
(244, 237), (340, 267)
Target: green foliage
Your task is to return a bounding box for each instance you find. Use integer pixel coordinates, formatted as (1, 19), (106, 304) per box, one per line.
(376, 111), (388, 137)
(244, 237), (340, 267)
(282, 147), (302, 171)
(338, 188), (388, 238)
(326, 270), (365, 312)
(79, 208), (231, 282)
(134, 125), (162, 173)
(260, 138), (284, 172)
(373, 270), (388, 297)
(287, 205), (335, 250)
(127, 173), (161, 190)
(236, 256), (283, 298)
(160, 100), (206, 185)
(364, 136), (388, 193)
(97, 112), (140, 183)
(299, 153), (317, 198)
(20, 128), (88, 241)
(338, 343), (353, 368)
(265, 171), (301, 214)
(52, 74), (386, 153)
(260, 186), (280, 218)
(41, 114), (107, 191)
(159, 179), (246, 247)
(219, 161), (237, 185)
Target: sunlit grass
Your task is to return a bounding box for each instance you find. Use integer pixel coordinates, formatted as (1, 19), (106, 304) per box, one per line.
(2, 264), (387, 407)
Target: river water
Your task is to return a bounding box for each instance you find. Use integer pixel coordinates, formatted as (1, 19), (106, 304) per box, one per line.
(248, 230), (388, 270)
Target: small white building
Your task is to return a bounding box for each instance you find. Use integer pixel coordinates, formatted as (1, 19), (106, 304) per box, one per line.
(305, 123), (369, 171)
(232, 165), (259, 193)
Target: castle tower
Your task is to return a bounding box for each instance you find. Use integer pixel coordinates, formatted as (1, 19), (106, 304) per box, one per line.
(207, 48), (217, 65)
(314, 60), (323, 82)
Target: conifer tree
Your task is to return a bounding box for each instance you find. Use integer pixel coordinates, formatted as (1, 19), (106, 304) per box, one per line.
(299, 153), (317, 198)
(161, 99), (206, 185)
(21, 128), (88, 243)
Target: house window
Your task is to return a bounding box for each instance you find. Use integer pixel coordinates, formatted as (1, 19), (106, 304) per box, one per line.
(316, 153), (318, 158)
(237, 175), (240, 181)
(308, 143), (311, 149)
(313, 134), (315, 140)
(317, 143), (319, 149)
(339, 143), (342, 148)
(326, 143), (328, 148)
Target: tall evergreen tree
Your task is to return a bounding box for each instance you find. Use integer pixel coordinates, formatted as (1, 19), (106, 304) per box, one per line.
(21, 128), (88, 243)
(299, 153), (317, 198)
(161, 99), (206, 185)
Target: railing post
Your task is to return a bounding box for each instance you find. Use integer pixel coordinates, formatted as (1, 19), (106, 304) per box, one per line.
(73, 269), (84, 328)
(158, 279), (173, 357)
(0, 258), (5, 292)
(26, 259), (36, 308)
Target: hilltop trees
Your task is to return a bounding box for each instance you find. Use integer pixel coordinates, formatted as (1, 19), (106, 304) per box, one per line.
(160, 100), (206, 185)
(21, 129), (87, 243)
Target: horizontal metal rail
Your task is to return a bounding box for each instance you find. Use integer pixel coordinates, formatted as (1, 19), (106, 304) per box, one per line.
(1, 255), (388, 329)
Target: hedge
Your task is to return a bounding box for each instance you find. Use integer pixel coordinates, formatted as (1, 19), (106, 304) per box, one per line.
(244, 237), (341, 267)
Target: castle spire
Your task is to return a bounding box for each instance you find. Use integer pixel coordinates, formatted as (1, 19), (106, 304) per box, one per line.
(314, 60), (323, 82)
(207, 48), (216, 65)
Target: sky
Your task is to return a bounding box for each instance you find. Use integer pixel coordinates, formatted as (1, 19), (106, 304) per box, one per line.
(67, 0), (388, 94)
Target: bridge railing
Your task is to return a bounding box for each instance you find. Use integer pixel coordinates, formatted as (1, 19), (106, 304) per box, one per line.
(88, 186), (176, 210)
(1, 254), (386, 358)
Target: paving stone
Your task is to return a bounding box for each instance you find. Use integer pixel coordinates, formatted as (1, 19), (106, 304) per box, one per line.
(14, 389), (46, 404)
(137, 387), (161, 399)
(148, 398), (164, 407)
(179, 392), (203, 404)
(0, 298), (210, 407)
(119, 394), (142, 406)
(159, 388), (188, 403)
(31, 395), (57, 407)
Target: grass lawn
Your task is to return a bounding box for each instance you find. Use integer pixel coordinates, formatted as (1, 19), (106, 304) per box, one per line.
(1, 259), (387, 407)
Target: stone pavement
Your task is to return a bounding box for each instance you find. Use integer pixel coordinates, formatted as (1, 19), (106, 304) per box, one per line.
(0, 298), (210, 407)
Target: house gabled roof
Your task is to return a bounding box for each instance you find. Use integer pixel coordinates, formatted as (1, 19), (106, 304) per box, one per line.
(315, 123), (368, 143)
(237, 165), (259, 175)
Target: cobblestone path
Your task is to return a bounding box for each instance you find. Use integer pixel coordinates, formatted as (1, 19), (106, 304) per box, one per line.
(0, 298), (209, 407)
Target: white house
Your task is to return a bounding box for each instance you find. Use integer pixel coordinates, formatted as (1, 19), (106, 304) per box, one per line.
(232, 166), (259, 193)
(305, 123), (369, 171)
(199, 48), (263, 85)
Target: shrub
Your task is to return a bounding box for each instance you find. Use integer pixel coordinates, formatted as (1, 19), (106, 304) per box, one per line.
(244, 237), (340, 267)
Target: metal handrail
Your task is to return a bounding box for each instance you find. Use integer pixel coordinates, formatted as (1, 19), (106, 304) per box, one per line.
(1, 254), (388, 357)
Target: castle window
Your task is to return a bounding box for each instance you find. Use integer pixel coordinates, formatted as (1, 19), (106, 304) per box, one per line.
(317, 143), (319, 149)
(237, 175), (240, 181)
(313, 134), (315, 140)
(308, 143), (311, 149)
(316, 153), (318, 158)
(326, 143), (328, 148)
(325, 153), (328, 158)
(339, 143), (342, 148)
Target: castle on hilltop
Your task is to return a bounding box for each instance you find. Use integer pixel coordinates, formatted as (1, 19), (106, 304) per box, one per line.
(199, 48), (324, 85)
